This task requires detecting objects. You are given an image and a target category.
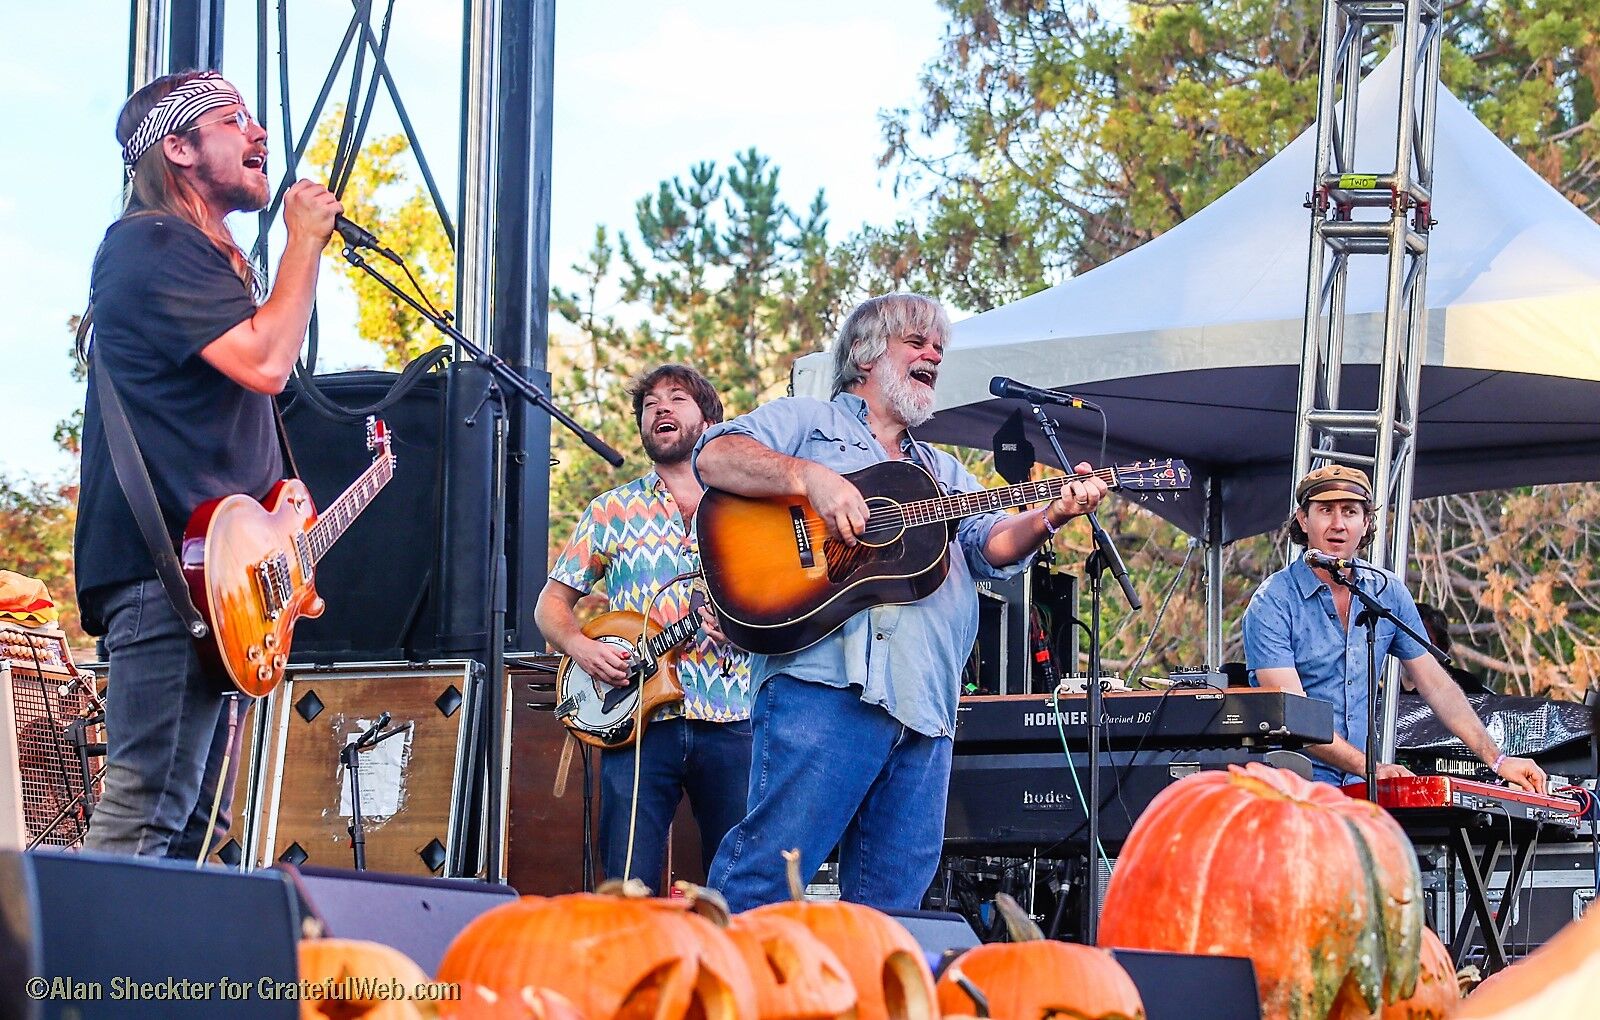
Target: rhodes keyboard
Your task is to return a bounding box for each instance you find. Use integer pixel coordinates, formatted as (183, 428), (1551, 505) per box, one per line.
(954, 688), (1334, 754)
(1342, 776), (1583, 829)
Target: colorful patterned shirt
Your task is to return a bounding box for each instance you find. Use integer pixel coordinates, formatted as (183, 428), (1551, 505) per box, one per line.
(550, 471), (751, 722)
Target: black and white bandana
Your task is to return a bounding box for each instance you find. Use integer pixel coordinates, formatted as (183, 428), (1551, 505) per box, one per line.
(120, 72), (245, 169)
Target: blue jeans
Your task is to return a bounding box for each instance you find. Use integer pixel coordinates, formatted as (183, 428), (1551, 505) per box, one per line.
(709, 675), (953, 912)
(599, 716), (752, 892)
(83, 579), (247, 859)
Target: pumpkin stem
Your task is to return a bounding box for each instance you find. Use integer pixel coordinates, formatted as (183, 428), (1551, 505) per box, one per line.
(944, 963), (991, 1018)
(994, 893), (1046, 942)
(782, 848), (805, 902)
(596, 877), (654, 899)
(672, 880), (733, 927)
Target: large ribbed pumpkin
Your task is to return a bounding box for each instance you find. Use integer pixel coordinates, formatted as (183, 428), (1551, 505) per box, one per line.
(742, 851), (935, 1020)
(1099, 763), (1423, 1020)
(437, 893), (752, 1020)
(296, 937), (432, 1019)
(936, 893), (1143, 1020)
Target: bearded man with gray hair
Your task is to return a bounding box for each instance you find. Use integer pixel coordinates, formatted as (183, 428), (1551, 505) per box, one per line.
(692, 293), (1109, 910)
(74, 71), (340, 858)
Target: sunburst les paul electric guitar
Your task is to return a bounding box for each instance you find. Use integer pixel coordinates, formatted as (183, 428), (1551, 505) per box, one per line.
(555, 587), (711, 749)
(181, 417), (395, 697)
(696, 458), (1191, 656)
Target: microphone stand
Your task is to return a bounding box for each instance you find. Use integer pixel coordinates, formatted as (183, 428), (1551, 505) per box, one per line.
(342, 244), (623, 884)
(1029, 402), (1141, 946)
(343, 711), (410, 871)
(1320, 560), (1450, 802)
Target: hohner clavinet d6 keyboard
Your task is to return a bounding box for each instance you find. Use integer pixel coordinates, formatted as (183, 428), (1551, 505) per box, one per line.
(954, 687), (1335, 753)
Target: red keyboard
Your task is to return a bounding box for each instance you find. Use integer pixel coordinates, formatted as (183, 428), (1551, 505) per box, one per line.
(1343, 775), (1582, 827)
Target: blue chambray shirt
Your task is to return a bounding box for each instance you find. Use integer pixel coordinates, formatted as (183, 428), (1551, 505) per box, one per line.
(1241, 555), (1427, 785)
(692, 393), (1029, 738)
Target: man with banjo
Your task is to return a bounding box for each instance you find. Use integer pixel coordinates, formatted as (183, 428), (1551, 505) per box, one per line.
(535, 364), (752, 891)
(691, 293), (1109, 911)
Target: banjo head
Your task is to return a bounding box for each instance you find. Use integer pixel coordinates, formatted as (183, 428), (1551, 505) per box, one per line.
(556, 633), (643, 746)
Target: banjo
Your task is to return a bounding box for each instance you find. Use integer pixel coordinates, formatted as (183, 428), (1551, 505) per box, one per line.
(553, 587), (709, 749)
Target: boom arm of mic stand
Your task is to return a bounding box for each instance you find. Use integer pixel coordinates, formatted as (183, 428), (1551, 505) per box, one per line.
(1326, 570), (1451, 667)
(341, 247), (625, 467)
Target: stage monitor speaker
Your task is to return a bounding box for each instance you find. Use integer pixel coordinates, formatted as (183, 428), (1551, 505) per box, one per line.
(277, 370), (448, 662)
(1112, 949), (1260, 1019)
(3, 849), (300, 1019)
(253, 660), (482, 877)
(284, 863), (519, 975)
(884, 907), (981, 971)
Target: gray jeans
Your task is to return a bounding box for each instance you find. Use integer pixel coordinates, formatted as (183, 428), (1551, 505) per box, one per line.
(84, 579), (248, 859)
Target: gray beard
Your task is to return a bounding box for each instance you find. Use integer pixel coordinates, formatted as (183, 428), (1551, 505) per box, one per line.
(872, 360), (936, 427)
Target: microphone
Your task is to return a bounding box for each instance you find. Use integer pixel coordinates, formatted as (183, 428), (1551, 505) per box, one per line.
(334, 215), (402, 264)
(989, 376), (1100, 410)
(1305, 549), (1360, 572)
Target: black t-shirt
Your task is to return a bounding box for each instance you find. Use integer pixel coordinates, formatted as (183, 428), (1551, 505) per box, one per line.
(74, 214), (283, 634)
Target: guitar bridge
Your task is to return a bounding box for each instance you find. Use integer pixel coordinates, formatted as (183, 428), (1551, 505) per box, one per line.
(790, 505), (815, 568)
(254, 552), (293, 620)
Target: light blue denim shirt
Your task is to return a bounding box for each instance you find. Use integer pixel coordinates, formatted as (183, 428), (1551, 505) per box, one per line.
(693, 393), (1028, 738)
(1242, 555), (1427, 784)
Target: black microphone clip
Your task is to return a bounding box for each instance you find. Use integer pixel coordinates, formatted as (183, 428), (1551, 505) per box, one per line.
(334, 215), (403, 265)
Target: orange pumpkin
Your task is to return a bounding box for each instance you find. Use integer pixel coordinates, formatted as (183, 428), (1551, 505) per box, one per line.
(437, 892), (752, 1020)
(442, 985), (586, 1020)
(296, 937), (433, 1019)
(725, 913), (856, 1020)
(935, 896), (1144, 1020)
(1099, 763), (1423, 1020)
(742, 851), (936, 1020)
(1378, 928), (1456, 1020)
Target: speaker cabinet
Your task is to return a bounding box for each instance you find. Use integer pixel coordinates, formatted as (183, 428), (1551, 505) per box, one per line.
(3, 627), (100, 851)
(1112, 949), (1261, 1019)
(2, 849), (300, 1019)
(277, 371), (448, 662)
(283, 864), (519, 974)
(252, 660), (482, 876)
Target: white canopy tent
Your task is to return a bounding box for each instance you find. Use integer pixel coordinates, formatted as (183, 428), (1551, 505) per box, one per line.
(792, 53), (1600, 659)
(797, 52), (1600, 541)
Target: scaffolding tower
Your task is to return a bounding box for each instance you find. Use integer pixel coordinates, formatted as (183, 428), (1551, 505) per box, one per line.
(1293, 0), (1444, 762)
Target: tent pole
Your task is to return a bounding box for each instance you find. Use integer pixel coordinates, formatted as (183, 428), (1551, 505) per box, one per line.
(1205, 476), (1223, 670)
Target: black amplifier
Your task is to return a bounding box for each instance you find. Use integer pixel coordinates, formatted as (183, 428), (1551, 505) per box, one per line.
(944, 748), (1254, 852)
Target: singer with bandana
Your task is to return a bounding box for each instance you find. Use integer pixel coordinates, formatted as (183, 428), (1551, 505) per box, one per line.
(1241, 465), (1545, 793)
(74, 72), (340, 857)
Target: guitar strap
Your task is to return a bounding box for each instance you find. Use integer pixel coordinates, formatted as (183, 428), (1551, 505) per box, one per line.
(90, 340), (211, 640)
(903, 427), (949, 496)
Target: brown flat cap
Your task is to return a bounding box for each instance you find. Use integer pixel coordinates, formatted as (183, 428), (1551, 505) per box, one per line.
(1295, 464), (1373, 504)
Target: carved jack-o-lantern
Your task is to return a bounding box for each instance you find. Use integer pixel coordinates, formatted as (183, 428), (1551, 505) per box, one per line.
(437, 892), (750, 1020)
(726, 913), (856, 1020)
(443, 985), (587, 1020)
(743, 851), (936, 1020)
(935, 895), (1144, 1020)
(296, 937), (432, 1020)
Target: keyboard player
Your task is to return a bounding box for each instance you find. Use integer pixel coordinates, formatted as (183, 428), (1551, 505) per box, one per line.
(1240, 465), (1545, 794)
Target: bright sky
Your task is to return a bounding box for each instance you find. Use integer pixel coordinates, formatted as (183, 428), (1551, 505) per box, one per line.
(0, 1), (946, 483)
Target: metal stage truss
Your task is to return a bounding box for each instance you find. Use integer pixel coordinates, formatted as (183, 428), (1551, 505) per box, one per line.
(124, 0), (557, 884)
(1292, 0), (1444, 763)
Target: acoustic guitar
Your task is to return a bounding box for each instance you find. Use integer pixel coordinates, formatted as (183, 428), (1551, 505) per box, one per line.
(554, 587), (709, 749)
(181, 417), (395, 697)
(696, 458), (1190, 655)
